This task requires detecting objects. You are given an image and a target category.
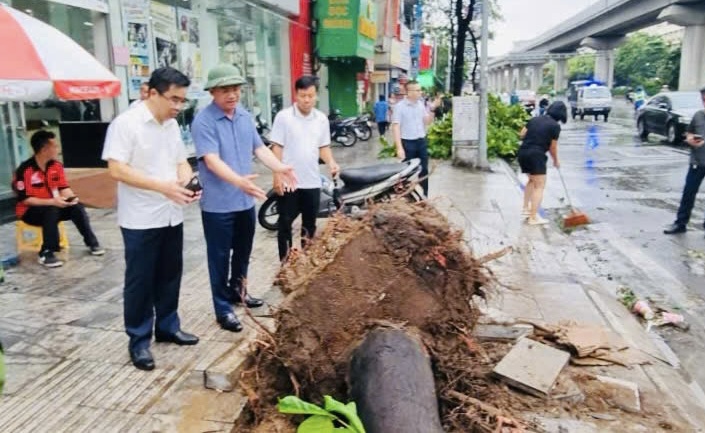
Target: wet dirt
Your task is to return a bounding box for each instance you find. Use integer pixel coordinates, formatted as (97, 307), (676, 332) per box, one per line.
(231, 201), (688, 433)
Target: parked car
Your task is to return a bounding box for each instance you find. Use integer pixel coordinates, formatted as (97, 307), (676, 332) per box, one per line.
(573, 84), (612, 121)
(636, 91), (702, 145)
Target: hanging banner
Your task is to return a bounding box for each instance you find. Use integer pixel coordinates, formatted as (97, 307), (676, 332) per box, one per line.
(123, 0), (151, 99)
(177, 7), (202, 87)
(151, 1), (178, 69)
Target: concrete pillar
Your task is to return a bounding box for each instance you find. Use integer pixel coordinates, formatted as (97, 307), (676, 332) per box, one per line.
(517, 66), (527, 89)
(530, 64), (543, 92)
(503, 68), (511, 92)
(593, 50), (616, 87)
(554, 59), (568, 92)
(580, 36), (624, 88)
(510, 67), (518, 90)
(658, 4), (705, 91)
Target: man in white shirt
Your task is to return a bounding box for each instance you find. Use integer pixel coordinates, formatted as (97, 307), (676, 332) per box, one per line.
(128, 82), (149, 109)
(102, 67), (200, 371)
(392, 80), (438, 197)
(271, 76), (340, 261)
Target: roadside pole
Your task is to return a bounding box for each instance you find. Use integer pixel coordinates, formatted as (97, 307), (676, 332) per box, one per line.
(478, 0), (490, 169)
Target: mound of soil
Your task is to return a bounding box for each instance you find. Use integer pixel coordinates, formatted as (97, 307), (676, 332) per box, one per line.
(234, 200), (687, 433)
(235, 201), (496, 432)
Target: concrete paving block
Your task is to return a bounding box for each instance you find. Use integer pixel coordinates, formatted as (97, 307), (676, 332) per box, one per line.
(493, 338), (571, 397)
(595, 375), (641, 413)
(203, 341), (251, 392)
(473, 323), (533, 342)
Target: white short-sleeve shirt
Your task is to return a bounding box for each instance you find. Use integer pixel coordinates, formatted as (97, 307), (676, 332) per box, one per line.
(269, 105), (331, 189)
(101, 102), (188, 229)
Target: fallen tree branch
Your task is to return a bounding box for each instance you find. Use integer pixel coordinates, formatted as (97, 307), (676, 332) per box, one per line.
(477, 246), (514, 264)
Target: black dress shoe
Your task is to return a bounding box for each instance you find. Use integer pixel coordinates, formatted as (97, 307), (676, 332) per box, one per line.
(155, 330), (199, 345)
(664, 223), (686, 234)
(217, 313), (244, 332)
(130, 348), (155, 371)
(231, 290), (264, 308)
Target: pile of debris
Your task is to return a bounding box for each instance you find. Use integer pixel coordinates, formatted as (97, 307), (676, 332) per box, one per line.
(232, 201), (686, 432)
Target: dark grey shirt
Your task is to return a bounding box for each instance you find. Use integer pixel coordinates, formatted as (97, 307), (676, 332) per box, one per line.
(687, 110), (705, 166)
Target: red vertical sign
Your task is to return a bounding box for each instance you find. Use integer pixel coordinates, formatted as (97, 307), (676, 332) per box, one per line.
(289, 0), (312, 96)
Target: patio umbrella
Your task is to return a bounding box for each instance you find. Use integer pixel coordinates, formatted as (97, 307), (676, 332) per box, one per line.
(0, 3), (121, 101)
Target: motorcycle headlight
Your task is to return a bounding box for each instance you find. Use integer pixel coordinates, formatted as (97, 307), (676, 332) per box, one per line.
(679, 116), (692, 125)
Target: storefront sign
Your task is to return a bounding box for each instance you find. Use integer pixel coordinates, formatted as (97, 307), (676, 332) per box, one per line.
(370, 70), (390, 83)
(315, 0), (376, 59)
(177, 8), (203, 86)
(390, 39), (411, 71)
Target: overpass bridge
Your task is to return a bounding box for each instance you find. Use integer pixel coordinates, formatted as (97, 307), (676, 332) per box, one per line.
(488, 0), (705, 93)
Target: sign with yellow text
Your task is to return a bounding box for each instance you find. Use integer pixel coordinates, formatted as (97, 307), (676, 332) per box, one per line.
(315, 0), (376, 59)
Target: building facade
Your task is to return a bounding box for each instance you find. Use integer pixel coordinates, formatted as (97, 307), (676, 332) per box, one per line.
(0, 0), (310, 201)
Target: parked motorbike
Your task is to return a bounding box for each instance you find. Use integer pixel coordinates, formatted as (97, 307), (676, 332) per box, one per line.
(256, 114), (272, 148)
(257, 158), (424, 230)
(329, 117), (357, 147)
(352, 113), (372, 141)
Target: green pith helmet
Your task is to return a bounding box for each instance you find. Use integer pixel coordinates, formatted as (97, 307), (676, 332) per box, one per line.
(204, 64), (246, 90)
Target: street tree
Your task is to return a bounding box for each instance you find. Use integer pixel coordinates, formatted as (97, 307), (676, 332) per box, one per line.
(567, 54), (594, 82)
(614, 32), (680, 93)
(424, 0), (501, 95)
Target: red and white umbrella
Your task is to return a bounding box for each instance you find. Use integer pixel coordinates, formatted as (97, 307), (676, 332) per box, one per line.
(0, 3), (121, 101)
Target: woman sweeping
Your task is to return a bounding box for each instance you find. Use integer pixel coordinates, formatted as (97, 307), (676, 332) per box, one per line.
(517, 101), (567, 225)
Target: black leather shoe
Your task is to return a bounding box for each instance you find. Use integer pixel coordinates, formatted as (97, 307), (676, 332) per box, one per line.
(663, 223), (686, 234)
(230, 289), (264, 308)
(155, 330), (199, 345)
(130, 348), (155, 371)
(217, 313), (244, 332)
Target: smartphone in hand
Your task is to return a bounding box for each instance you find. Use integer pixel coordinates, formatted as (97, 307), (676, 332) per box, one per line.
(64, 196), (78, 202)
(185, 175), (202, 194)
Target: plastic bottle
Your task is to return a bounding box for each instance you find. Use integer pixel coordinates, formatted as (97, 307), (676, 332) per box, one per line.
(632, 300), (655, 320)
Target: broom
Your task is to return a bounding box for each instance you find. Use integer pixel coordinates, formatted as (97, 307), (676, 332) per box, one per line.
(557, 167), (590, 227)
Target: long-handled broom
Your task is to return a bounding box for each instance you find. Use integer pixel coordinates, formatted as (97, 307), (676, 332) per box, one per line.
(557, 167), (590, 228)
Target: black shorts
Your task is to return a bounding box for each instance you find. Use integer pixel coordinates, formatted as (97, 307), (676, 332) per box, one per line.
(517, 149), (547, 175)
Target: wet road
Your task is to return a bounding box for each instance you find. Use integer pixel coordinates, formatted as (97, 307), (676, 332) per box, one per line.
(539, 99), (705, 390)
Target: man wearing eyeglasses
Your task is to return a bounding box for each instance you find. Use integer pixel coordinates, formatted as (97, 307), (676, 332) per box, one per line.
(192, 64), (297, 334)
(391, 80), (439, 197)
(102, 67), (201, 371)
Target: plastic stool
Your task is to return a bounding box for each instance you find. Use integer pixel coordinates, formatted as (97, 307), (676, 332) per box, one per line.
(16, 220), (70, 253)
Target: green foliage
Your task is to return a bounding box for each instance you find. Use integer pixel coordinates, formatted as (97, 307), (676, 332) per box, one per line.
(277, 395), (366, 433)
(377, 135), (396, 159)
(427, 114), (453, 159)
(376, 114), (454, 160)
(567, 54), (594, 82)
(615, 32), (680, 90)
(537, 85), (553, 96)
(487, 94), (530, 160)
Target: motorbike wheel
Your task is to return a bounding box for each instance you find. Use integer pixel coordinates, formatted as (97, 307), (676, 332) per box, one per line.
(257, 196), (279, 231)
(356, 124), (372, 141)
(338, 130), (357, 147)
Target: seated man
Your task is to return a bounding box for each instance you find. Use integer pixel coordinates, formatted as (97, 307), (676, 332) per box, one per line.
(12, 130), (104, 267)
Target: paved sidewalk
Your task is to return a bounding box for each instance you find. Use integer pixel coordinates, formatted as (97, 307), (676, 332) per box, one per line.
(2, 147), (705, 431)
(431, 159), (705, 431)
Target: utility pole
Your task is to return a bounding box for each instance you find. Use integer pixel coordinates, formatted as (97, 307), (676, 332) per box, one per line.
(478, 0), (489, 169)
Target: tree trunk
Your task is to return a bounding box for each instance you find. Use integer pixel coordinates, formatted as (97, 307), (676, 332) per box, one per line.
(349, 328), (444, 433)
(451, 0), (476, 96)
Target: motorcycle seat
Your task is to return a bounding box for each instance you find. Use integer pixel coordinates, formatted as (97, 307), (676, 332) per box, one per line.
(340, 162), (407, 186)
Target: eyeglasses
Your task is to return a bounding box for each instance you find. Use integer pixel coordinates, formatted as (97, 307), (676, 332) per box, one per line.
(159, 93), (188, 107)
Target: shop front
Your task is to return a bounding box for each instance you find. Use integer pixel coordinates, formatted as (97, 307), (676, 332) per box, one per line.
(314, 0), (377, 117)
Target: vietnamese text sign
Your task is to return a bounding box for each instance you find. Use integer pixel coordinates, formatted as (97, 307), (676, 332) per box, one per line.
(452, 96), (480, 142)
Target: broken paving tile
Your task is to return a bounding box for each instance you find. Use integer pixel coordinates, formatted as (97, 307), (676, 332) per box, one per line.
(493, 338), (570, 398)
(595, 375), (641, 413)
(551, 375), (585, 405)
(204, 371), (235, 392)
(473, 324), (533, 342)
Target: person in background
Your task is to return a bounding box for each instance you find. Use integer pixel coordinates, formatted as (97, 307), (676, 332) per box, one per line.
(192, 64), (297, 334)
(517, 101), (568, 225)
(102, 67), (200, 371)
(391, 80), (439, 197)
(663, 86), (705, 235)
(12, 130), (105, 268)
(374, 95), (390, 136)
(129, 82), (149, 109)
(538, 94), (550, 116)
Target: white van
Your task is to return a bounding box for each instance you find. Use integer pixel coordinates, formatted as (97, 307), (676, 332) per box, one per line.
(575, 84), (612, 122)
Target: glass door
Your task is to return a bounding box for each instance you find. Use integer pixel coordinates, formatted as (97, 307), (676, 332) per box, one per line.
(0, 102), (28, 200)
